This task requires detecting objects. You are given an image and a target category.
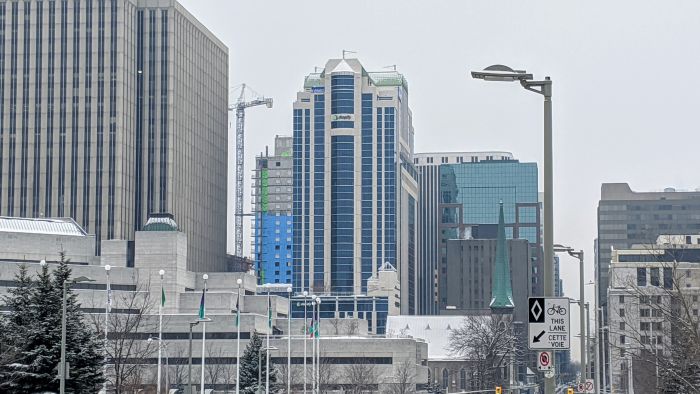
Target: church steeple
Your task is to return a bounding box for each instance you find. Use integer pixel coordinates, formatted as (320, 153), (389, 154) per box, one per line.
(490, 201), (515, 313)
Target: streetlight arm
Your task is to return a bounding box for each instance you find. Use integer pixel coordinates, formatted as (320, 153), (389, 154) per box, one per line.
(520, 78), (552, 97)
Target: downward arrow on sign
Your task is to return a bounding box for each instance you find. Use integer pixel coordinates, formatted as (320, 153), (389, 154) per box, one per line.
(533, 330), (545, 343)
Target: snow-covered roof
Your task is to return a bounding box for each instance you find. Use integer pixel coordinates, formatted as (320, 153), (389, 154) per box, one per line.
(386, 316), (466, 360)
(0, 217), (87, 236)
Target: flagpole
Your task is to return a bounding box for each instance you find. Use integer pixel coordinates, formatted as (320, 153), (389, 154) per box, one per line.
(201, 274), (208, 394)
(315, 297), (321, 394)
(286, 286), (292, 394)
(103, 265), (111, 394)
(236, 278), (242, 394)
(303, 290), (308, 394)
(266, 290), (271, 394)
(158, 269), (165, 394)
(311, 295), (316, 394)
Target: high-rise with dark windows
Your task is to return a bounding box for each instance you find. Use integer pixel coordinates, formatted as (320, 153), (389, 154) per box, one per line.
(292, 58), (419, 314)
(0, 0), (229, 271)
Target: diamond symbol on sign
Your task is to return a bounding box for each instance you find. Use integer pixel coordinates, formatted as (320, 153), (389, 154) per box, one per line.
(531, 300), (542, 321)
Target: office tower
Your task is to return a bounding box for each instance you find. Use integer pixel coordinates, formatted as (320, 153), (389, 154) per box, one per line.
(292, 58), (419, 314)
(596, 183), (700, 389)
(414, 151), (515, 315)
(0, 0), (228, 271)
(437, 158), (540, 310)
(252, 135), (293, 284)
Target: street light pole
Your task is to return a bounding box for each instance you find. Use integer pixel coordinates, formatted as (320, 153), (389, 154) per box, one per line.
(471, 65), (554, 393)
(59, 275), (94, 394)
(287, 286), (292, 394)
(303, 290), (308, 394)
(104, 265), (111, 394)
(554, 245), (586, 383)
(188, 320), (201, 394)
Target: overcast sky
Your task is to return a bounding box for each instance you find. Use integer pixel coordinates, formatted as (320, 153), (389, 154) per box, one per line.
(179, 0), (700, 360)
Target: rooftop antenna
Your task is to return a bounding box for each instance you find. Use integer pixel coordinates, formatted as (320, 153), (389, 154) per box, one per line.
(314, 66), (322, 73)
(383, 65), (397, 71)
(342, 49), (357, 59)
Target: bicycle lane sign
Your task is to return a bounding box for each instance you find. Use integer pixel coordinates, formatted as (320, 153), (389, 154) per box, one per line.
(528, 297), (570, 350)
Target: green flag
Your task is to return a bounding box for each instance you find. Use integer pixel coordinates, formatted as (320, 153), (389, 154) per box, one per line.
(235, 291), (240, 327)
(267, 295), (272, 328)
(198, 288), (206, 319)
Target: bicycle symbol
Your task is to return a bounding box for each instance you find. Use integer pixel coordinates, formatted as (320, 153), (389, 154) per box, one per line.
(547, 305), (567, 315)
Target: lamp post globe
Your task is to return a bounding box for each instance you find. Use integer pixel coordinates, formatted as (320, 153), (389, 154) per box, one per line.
(203, 274), (208, 280)
(40, 259), (46, 267)
(237, 278), (243, 285)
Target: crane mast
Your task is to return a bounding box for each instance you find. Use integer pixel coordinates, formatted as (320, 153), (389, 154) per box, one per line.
(230, 84), (272, 257)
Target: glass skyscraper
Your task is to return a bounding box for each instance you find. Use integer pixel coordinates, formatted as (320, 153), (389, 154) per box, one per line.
(438, 159), (540, 309)
(292, 58), (419, 314)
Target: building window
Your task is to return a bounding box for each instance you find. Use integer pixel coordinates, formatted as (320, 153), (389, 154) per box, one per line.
(442, 369), (448, 389)
(619, 322), (625, 330)
(619, 308), (625, 317)
(640, 308), (650, 317)
(620, 335), (626, 344)
(650, 267), (660, 287)
(637, 267), (647, 286)
(640, 322), (650, 331)
(663, 267), (673, 289)
(460, 369), (466, 390)
(619, 295), (625, 303)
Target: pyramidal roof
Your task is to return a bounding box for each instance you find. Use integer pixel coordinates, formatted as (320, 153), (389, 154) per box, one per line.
(330, 59), (354, 74)
(490, 201), (515, 312)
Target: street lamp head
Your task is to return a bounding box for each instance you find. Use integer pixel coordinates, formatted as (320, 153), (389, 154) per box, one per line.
(302, 290), (308, 296)
(471, 64), (532, 82)
(203, 274), (208, 280)
(316, 298), (321, 305)
(105, 264), (111, 272)
(311, 295), (317, 301)
(286, 286), (292, 293)
(159, 269), (165, 276)
(236, 278), (243, 285)
(40, 259), (46, 267)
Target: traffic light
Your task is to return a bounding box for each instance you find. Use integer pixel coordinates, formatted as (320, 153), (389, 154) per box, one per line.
(567, 388), (574, 394)
(495, 386), (502, 394)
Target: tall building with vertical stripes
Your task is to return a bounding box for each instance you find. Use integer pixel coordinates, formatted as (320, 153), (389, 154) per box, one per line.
(292, 58), (419, 314)
(0, 0), (228, 271)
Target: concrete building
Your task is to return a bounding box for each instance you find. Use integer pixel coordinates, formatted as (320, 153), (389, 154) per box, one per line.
(438, 159), (540, 310)
(444, 238), (530, 322)
(0, 0), (229, 271)
(252, 135), (293, 285)
(606, 235), (700, 394)
(0, 216), (429, 392)
(413, 151), (514, 315)
(596, 183), (700, 388)
(292, 58), (419, 315)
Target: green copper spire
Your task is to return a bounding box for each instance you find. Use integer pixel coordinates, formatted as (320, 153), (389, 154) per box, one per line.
(490, 201), (515, 313)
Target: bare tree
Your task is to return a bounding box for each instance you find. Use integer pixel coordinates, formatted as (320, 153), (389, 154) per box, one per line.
(447, 314), (516, 390)
(343, 359), (378, 394)
(205, 345), (227, 390)
(383, 359), (416, 394)
(329, 318), (342, 335)
(345, 319), (360, 336)
(89, 281), (157, 393)
(608, 242), (700, 393)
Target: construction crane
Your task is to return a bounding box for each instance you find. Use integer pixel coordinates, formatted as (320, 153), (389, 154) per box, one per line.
(229, 84), (272, 257)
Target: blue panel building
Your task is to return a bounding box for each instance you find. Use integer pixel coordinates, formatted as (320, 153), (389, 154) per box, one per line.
(292, 58), (419, 314)
(253, 136), (294, 285)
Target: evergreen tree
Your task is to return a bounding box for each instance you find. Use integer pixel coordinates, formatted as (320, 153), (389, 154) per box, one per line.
(0, 254), (104, 393)
(239, 331), (277, 394)
(0, 265), (34, 388)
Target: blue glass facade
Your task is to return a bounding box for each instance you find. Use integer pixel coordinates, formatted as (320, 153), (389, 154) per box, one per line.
(438, 160), (540, 307)
(254, 213), (293, 284)
(292, 109), (304, 291)
(313, 95), (325, 289)
(330, 75), (354, 128)
(330, 135), (354, 293)
(361, 94), (373, 292)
